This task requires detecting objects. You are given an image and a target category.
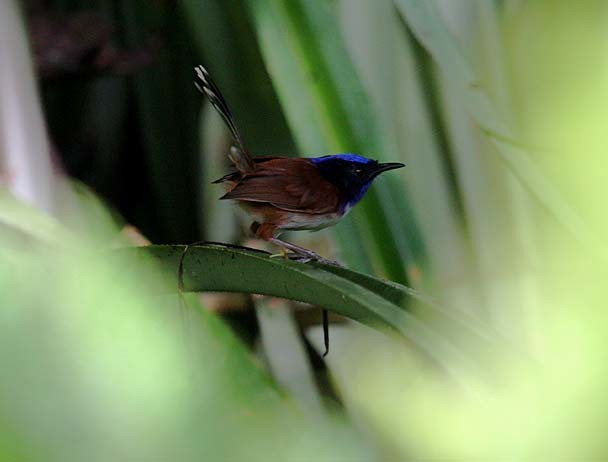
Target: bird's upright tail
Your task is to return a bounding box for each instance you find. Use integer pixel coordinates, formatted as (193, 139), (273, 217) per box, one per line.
(194, 65), (255, 174)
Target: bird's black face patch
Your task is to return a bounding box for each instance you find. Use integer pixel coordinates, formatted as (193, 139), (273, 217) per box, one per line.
(311, 157), (381, 204)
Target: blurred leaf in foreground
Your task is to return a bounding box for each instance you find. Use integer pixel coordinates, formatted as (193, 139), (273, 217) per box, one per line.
(0, 194), (368, 462)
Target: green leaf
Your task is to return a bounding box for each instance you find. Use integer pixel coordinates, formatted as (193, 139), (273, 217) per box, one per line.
(390, 14), (478, 298)
(395, 0), (602, 254)
(126, 244), (502, 378)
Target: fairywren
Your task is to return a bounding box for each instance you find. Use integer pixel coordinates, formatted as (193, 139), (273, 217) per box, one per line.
(194, 65), (404, 264)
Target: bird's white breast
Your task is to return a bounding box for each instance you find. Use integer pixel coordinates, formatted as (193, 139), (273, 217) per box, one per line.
(278, 204), (353, 232)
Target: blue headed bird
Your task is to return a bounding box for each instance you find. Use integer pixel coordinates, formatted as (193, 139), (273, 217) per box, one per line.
(195, 65), (404, 264)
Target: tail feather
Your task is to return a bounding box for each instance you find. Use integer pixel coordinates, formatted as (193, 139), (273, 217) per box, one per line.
(194, 65), (254, 173)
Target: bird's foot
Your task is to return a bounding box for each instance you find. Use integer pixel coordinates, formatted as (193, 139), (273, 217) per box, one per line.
(269, 251), (340, 266)
(267, 237), (343, 267)
(285, 251), (342, 267)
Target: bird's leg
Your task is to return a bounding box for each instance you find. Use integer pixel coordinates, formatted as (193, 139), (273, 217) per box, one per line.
(252, 222), (341, 266)
(269, 237), (341, 267)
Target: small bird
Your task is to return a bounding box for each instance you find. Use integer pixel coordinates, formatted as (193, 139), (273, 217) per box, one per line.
(194, 65), (404, 265)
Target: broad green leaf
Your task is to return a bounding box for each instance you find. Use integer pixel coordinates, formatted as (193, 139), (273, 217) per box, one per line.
(392, 15), (478, 302)
(432, 0), (542, 336)
(395, 0), (602, 255)
(129, 244), (504, 378)
(0, 234), (368, 462)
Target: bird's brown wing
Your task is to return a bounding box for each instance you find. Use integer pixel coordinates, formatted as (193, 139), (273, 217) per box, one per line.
(220, 158), (342, 214)
(212, 156), (282, 184)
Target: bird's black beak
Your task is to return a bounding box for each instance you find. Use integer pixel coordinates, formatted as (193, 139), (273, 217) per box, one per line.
(371, 162), (405, 178)
(378, 162), (405, 172)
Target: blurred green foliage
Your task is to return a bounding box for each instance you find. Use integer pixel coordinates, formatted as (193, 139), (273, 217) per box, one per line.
(2, 0), (608, 460)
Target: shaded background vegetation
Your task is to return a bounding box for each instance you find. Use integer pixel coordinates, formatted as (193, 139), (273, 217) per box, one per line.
(2, 0), (608, 460)
(28, 0), (295, 245)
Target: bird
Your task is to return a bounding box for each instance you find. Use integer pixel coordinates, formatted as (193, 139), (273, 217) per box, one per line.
(194, 65), (404, 265)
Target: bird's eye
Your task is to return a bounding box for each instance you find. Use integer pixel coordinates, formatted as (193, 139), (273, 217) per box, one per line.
(354, 168), (362, 174)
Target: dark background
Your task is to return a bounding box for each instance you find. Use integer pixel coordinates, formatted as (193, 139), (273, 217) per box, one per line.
(26, 0), (295, 244)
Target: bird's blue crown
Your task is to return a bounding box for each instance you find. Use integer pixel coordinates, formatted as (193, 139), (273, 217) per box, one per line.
(310, 153), (374, 166)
